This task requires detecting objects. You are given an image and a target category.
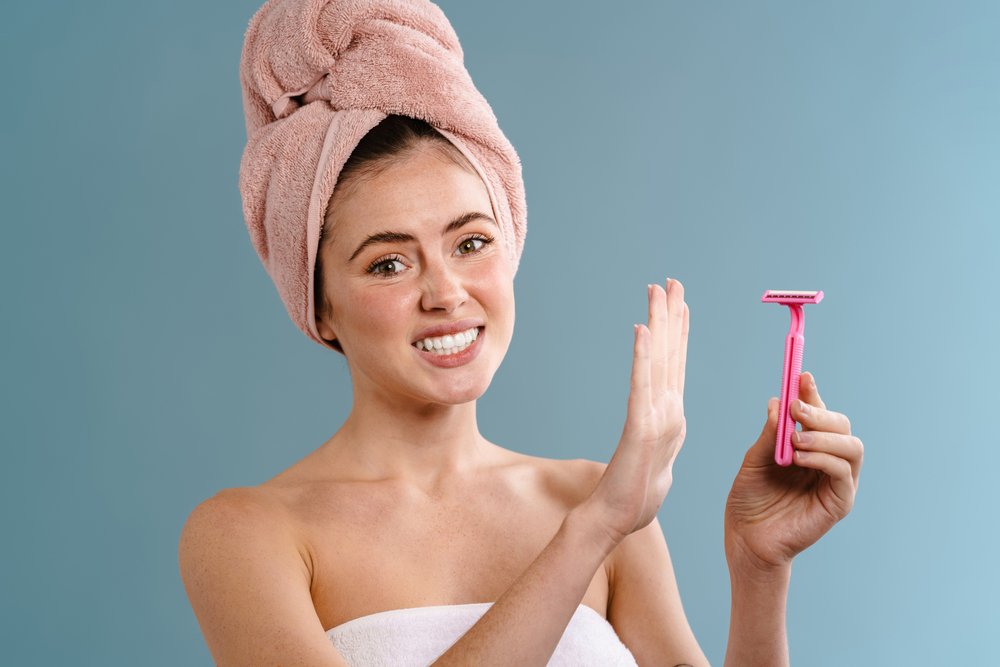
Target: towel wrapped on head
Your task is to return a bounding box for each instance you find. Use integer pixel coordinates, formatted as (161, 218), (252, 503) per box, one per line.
(238, 0), (527, 352)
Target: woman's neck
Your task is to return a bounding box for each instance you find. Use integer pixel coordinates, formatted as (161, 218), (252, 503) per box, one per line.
(322, 395), (498, 493)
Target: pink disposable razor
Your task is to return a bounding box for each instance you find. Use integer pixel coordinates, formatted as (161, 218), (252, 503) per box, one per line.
(761, 290), (824, 466)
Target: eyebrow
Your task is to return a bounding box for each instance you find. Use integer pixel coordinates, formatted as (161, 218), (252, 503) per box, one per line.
(347, 212), (497, 263)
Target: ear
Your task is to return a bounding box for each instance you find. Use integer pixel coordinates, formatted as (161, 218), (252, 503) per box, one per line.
(314, 309), (338, 345)
(314, 291), (345, 355)
(313, 277), (337, 344)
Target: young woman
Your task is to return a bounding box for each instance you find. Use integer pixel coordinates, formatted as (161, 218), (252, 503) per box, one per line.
(180, 3), (863, 666)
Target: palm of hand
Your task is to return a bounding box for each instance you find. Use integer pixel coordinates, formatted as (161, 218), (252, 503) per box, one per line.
(592, 279), (690, 543)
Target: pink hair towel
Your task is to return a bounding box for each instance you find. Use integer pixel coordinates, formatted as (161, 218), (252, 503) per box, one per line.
(239, 0), (527, 351)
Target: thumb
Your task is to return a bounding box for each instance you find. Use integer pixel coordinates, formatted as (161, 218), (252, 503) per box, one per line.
(744, 396), (781, 466)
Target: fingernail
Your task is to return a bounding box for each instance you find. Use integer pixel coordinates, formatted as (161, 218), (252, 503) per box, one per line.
(798, 400), (810, 415)
(795, 431), (812, 444)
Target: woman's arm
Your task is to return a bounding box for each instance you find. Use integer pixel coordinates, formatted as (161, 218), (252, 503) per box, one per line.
(603, 513), (710, 665)
(179, 489), (352, 667)
(431, 500), (619, 666)
(724, 559), (792, 667)
(722, 372), (863, 667)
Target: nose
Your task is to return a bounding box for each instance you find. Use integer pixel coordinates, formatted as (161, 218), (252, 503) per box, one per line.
(420, 257), (469, 313)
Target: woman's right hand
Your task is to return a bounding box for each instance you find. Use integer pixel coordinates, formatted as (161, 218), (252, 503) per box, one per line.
(583, 278), (690, 545)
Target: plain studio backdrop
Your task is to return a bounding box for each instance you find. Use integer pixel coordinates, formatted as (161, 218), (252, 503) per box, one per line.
(2, 1), (997, 664)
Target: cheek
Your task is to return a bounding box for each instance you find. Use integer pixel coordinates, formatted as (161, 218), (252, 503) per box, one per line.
(336, 287), (413, 344)
(355, 290), (410, 337)
(475, 258), (515, 314)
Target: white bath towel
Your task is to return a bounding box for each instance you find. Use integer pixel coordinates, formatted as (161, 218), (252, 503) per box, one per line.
(326, 602), (638, 666)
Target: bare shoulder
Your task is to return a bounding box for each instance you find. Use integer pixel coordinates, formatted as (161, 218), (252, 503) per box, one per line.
(542, 456), (608, 501)
(181, 486), (298, 541)
(180, 484), (312, 575)
(508, 453), (609, 515)
(177, 487), (344, 666)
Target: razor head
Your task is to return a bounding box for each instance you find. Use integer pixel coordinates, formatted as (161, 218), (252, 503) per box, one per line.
(761, 289), (824, 304)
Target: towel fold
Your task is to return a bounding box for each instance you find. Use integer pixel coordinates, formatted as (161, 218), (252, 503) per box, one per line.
(238, 0), (527, 351)
(326, 602), (639, 666)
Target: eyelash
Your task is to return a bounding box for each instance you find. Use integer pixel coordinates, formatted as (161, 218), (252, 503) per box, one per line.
(364, 233), (496, 278)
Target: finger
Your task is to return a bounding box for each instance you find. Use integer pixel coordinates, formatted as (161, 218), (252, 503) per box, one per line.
(666, 278), (685, 392)
(649, 283), (669, 396)
(791, 450), (857, 514)
(628, 323), (652, 419)
(678, 301), (689, 398)
(745, 396), (781, 467)
(791, 398), (852, 436)
(793, 431), (864, 487)
(799, 371), (827, 410)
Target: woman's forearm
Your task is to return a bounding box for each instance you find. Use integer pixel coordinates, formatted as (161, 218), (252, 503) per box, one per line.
(723, 561), (792, 667)
(431, 501), (619, 666)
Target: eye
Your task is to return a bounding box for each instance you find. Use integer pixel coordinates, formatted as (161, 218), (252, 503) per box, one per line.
(456, 234), (494, 256)
(365, 254), (406, 278)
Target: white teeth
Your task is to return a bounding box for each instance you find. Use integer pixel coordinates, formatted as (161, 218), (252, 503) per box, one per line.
(414, 327), (480, 354)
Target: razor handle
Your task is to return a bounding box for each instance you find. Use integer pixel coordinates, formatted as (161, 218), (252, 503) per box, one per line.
(776, 327), (804, 467)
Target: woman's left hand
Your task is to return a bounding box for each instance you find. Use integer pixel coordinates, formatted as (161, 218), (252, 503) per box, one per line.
(724, 371), (864, 575)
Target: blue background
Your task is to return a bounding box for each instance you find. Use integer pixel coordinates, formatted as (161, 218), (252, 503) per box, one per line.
(2, 1), (997, 664)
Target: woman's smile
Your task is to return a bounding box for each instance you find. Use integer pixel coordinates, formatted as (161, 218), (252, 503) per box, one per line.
(412, 326), (485, 368)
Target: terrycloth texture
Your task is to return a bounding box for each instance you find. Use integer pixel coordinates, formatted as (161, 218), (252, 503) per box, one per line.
(326, 602), (639, 666)
(239, 0), (527, 351)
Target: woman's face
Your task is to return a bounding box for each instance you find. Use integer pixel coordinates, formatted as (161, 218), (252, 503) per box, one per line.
(315, 144), (515, 406)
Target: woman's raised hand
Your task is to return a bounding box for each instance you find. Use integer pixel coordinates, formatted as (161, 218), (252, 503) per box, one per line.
(585, 278), (690, 545)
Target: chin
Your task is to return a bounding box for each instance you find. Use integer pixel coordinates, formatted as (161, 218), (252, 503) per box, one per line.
(424, 372), (493, 405)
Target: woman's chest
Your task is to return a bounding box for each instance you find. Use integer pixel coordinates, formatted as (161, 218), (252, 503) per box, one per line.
(286, 472), (611, 633)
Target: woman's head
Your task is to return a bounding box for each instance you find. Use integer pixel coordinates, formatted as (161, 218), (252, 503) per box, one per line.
(239, 1), (527, 355)
(313, 115), (516, 405)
